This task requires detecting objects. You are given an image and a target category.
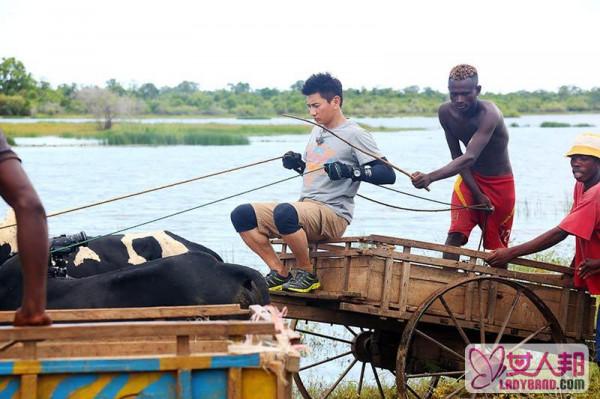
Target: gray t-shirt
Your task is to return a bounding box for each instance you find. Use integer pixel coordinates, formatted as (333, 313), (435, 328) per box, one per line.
(299, 120), (383, 223)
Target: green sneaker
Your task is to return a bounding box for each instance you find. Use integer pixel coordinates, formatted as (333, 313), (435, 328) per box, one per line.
(283, 270), (321, 293)
(265, 270), (292, 292)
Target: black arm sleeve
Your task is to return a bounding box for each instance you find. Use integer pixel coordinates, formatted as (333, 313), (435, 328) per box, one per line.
(362, 158), (396, 185)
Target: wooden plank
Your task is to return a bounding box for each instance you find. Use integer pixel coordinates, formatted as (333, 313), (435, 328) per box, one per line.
(270, 290), (361, 301)
(278, 250), (361, 260)
(177, 335), (190, 356)
(228, 368), (242, 399)
(487, 281), (498, 323)
(574, 290), (586, 340)
(0, 304), (249, 324)
(177, 369), (192, 399)
(380, 249), (395, 312)
(0, 340), (229, 359)
(0, 321), (275, 342)
(366, 249), (574, 288)
(397, 246), (412, 313)
(558, 288), (571, 332)
(22, 341), (37, 359)
(343, 242), (352, 292)
(366, 235), (574, 275)
(339, 302), (410, 320)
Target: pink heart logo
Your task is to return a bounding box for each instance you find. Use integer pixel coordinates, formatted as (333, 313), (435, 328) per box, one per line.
(468, 346), (507, 389)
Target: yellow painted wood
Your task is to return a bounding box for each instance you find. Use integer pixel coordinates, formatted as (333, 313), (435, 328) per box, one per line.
(228, 368), (242, 399)
(20, 374), (37, 399)
(116, 372), (164, 399)
(159, 356), (211, 370)
(13, 360), (41, 375)
(65, 374), (113, 398)
(242, 369), (276, 399)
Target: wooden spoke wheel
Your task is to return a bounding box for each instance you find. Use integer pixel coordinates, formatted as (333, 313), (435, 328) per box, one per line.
(291, 319), (397, 399)
(396, 276), (566, 399)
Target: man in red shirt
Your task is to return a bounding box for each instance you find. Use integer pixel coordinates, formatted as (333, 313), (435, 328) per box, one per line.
(487, 132), (600, 362)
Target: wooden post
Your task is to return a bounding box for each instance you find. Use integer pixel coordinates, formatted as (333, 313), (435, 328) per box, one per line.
(228, 368), (242, 399)
(177, 369), (192, 399)
(176, 335), (190, 356)
(574, 290), (586, 340)
(397, 246), (412, 313)
(487, 281), (498, 324)
(311, 243), (319, 274)
(20, 374), (37, 399)
(343, 242), (352, 292)
(21, 341), (37, 359)
(380, 246), (395, 313)
(558, 288), (571, 334)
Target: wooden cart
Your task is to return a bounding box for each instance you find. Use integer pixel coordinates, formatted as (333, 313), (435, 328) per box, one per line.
(0, 304), (299, 399)
(270, 235), (596, 398)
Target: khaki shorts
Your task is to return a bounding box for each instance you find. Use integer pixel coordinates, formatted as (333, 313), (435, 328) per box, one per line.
(252, 200), (348, 242)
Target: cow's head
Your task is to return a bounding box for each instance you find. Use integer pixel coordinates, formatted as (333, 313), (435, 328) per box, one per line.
(0, 209), (17, 266)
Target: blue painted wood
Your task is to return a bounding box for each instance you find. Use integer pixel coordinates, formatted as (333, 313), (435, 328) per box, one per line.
(192, 370), (228, 399)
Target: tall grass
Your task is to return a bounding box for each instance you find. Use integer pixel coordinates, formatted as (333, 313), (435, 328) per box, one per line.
(302, 364), (600, 398)
(0, 122), (310, 146)
(0, 121), (424, 146)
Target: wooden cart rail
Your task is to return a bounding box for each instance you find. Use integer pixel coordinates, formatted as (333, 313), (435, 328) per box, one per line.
(0, 304), (249, 324)
(0, 320), (274, 344)
(272, 235), (595, 341)
(0, 308), (298, 399)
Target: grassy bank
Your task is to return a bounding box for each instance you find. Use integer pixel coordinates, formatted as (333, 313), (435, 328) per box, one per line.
(0, 122), (419, 146)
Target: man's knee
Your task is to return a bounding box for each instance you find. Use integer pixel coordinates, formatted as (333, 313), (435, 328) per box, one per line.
(230, 204), (258, 233)
(273, 203), (300, 235)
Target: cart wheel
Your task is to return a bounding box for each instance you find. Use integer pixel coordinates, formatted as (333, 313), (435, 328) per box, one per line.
(396, 276), (566, 398)
(291, 319), (395, 399)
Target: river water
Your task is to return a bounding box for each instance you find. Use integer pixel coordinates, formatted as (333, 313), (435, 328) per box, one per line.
(1, 113), (598, 391)
(3, 113), (598, 266)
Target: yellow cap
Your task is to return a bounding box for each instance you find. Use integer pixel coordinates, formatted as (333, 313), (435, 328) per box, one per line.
(565, 133), (600, 158)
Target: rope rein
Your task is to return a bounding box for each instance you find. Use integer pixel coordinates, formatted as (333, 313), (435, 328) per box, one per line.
(49, 168), (322, 254)
(0, 156), (282, 230)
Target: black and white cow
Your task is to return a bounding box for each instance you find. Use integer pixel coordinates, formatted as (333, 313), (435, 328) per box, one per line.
(0, 251), (270, 310)
(49, 230), (223, 278)
(0, 210), (223, 277)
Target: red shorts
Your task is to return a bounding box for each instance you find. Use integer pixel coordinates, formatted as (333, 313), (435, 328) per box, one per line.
(449, 173), (515, 250)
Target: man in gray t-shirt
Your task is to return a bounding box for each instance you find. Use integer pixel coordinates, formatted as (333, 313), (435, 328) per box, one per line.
(231, 73), (395, 293)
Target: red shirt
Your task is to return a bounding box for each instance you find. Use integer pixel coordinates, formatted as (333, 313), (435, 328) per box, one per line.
(558, 182), (600, 293)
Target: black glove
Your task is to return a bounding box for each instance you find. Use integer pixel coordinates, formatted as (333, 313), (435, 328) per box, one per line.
(324, 162), (371, 181)
(282, 151), (305, 174)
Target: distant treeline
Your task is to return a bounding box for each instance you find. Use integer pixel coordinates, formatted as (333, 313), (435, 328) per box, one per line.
(2, 57), (600, 119)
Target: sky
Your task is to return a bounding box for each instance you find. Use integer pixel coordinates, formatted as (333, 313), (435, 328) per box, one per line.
(0, 0), (599, 93)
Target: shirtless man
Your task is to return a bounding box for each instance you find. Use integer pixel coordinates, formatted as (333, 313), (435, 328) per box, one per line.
(0, 128), (51, 326)
(412, 65), (514, 256)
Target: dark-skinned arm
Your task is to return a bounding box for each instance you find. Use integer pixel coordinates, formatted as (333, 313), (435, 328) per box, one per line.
(412, 106), (500, 189)
(442, 119), (492, 210)
(486, 227), (569, 267)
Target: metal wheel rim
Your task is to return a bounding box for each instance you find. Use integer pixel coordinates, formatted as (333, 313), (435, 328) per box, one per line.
(291, 319), (393, 399)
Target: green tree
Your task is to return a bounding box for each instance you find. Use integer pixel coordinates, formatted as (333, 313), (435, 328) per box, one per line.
(0, 57), (36, 96)
(136, 83), (159, 99)
(228, 82), (250, 94)
(174, 81), (199, 94)
(106, 79), (126, 96)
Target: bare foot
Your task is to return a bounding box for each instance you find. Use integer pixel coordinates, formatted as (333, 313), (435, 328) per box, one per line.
(13, 308), (52, 327)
